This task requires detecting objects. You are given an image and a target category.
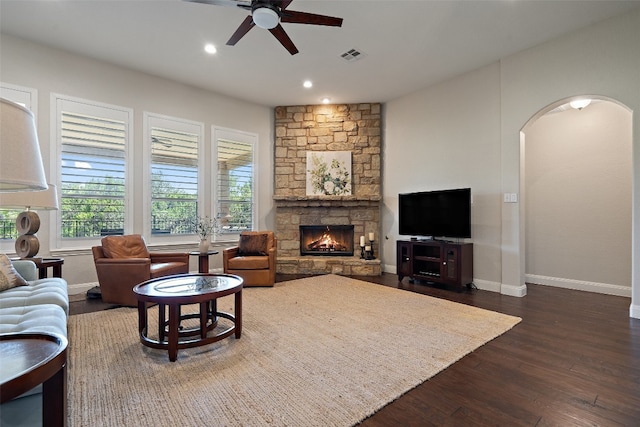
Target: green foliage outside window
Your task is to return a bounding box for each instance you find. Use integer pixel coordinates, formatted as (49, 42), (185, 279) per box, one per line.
(61, 177), (125, 238)
(150, 171), (197, 235)
(221, 173), (252, 232)
(61, 173), (198, 238)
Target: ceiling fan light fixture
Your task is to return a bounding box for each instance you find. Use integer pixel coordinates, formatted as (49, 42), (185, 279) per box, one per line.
(253, 7), (279, 30)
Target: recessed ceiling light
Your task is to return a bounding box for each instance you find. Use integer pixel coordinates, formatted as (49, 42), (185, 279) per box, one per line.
(303, 80), (313, 89)
(322, 98), (331, 104)
(204, 44), (217, 54)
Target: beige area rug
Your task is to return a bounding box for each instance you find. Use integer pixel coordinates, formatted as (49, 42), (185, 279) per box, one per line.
(67, 275), (521, 427)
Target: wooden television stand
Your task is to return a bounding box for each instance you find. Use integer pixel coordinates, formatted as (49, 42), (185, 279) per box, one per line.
(397, 239), (473, 290)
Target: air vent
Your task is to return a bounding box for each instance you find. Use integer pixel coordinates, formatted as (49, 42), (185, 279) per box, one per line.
(340, 48), (365, 62)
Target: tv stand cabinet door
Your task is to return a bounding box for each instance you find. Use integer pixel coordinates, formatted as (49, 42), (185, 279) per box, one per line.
(442, 243), (473, 287)
(442, 245), (460, 284)
(397, 241), (412, 280)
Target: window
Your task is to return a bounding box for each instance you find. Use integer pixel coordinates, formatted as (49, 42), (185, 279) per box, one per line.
(144, 113), (203, 240)
(53, 95), (132, 247)
(212, 127), (257, 234)
(0, 83), (38, 251)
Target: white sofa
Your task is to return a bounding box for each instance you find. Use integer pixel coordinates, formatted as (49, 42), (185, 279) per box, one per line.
(0, 259), (69, 427)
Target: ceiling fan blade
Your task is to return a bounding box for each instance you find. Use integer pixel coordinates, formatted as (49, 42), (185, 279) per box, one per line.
(183, 0), (251, 10)
(278, 0), (294, 10)
(269, 24), (299, 55)
(227, 16), (256, 46)
(280, 10), (343, 27)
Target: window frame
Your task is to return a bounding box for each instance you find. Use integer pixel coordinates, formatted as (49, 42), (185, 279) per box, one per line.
(142, 112), (205, 245)
(211, 126), (258, 238)
(51, 94), (134, 251)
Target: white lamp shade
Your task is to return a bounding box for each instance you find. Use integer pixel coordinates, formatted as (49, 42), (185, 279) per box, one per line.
(0, 183), (59, 210)
(0, 98), (48, 192)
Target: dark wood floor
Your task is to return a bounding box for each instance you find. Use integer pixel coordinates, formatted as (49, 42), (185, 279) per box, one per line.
(70, 274), (640, 426)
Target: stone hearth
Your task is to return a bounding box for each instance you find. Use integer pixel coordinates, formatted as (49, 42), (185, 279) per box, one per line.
(274, 103), (382, 276)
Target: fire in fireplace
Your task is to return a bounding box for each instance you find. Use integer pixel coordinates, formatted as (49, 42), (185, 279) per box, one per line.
(299, 225), (355, 256)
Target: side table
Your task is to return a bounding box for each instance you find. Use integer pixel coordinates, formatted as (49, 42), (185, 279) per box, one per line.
(189, 250), (219, 274)
(0, 332), (68, 427)
(11, 257), (64, 279)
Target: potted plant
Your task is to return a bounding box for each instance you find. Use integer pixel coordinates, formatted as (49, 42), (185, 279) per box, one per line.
(194, 216), (217, 253)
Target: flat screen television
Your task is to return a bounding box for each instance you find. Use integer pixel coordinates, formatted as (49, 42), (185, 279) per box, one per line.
(398, 188), (471, 238)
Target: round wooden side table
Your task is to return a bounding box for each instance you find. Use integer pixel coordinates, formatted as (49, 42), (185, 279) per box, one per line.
(189, 250), (219, 273)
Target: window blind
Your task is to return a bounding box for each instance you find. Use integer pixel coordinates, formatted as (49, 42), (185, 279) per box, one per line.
(150, 127), (198, 235)
(60, 111), (126, 238)
(216, 138), (253, 233)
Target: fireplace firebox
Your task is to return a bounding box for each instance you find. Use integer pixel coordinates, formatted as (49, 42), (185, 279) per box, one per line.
(300, 225), (355, 256)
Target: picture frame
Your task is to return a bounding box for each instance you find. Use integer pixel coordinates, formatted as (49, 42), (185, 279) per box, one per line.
(306, 151), (352, 196)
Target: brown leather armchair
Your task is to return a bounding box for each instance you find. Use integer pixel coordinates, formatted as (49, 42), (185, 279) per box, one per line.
(92, 234), (189, 306)
(223, 231), (277, 287)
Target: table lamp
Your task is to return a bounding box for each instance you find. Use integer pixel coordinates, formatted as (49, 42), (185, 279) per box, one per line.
(0, 184), (59, 258)
(0, 98), (48, 192)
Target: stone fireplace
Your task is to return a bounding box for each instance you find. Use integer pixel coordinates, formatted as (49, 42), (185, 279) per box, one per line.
(300, 225), (354, 256)
(274, 103), (382, 276)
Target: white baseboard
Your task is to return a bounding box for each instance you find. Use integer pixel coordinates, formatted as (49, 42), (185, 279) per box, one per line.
(466, 280), (527, 297)
(384, 266), (631, 299)
(500, 283), (528, 297)
(66, 268), (225, 296)
(384, 265), (519, 297)
(472, 279), (501, 293)
(382, 263), (395, 274)
(630, 304), (640, 319)
(526, 274), (631, 297)
(68, 282), (97, 296)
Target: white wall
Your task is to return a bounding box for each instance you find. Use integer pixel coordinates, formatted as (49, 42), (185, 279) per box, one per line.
(384, 9), (640, 317)
(383, 62), (503, 291)
(500, 9), (639, 315)
(525, 101), (632, 295)
(0, 34), (274, 292)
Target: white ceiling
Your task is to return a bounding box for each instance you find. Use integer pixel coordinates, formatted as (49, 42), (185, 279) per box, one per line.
(1, 0), (638, 107)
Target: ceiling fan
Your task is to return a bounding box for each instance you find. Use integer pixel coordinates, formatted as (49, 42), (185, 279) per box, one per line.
(185, 0), (343, 55)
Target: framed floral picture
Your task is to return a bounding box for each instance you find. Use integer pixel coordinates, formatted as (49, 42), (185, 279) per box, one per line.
(306, 151), (352, 196)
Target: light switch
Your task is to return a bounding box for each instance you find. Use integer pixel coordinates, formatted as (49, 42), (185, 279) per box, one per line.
(503, 193), (518, 203)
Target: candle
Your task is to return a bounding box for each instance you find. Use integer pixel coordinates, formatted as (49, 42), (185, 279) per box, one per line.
(365, 245), (371, 252)
(369, 232), (374, 241)
(360, 235), (365, 247)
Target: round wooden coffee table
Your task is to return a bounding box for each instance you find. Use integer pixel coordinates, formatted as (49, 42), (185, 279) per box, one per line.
(133, 273), (243, 362)
(0, 333), (68, 427)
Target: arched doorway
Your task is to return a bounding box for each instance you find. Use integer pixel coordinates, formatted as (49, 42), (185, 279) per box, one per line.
(520, 96), (633, 297)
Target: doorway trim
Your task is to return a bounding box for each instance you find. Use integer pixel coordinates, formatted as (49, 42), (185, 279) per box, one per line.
(517, 95), (634, 298)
